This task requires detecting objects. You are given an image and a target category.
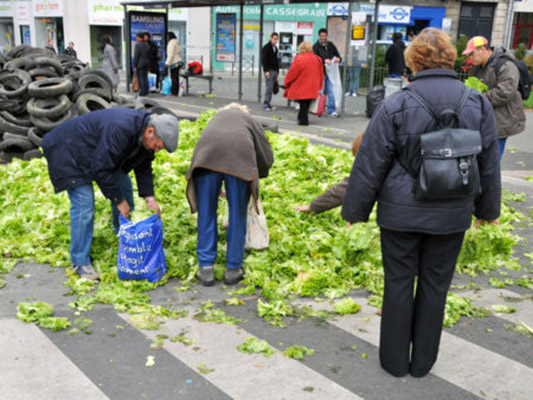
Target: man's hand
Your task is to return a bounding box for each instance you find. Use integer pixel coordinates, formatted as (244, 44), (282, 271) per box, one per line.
(473, 219), (500, 229)
(325, 59), (332, 65)
(265, 71), (270, 78)
(116, 200), (130, 219)
(145, 196), (161, 216)
(333, 57), (340, 63)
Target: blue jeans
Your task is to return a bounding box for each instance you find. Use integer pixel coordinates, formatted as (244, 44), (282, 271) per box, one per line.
(111, 172), (135, 234)
(322, 75), (336, 114)
(498, 138), (507, 159)
(67, 173), (134, 266)
(347, 66), (360, 95)
(138, 67), (149, 97)
(194, 169), (251, 270)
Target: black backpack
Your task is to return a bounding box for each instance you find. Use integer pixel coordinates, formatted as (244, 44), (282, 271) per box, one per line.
(403, 87), (482, 200)
(494, 56), (531, 101)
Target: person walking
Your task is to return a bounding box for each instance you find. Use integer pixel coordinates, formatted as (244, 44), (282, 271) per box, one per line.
(342, 28), (501, 378)
(346, 45), (361, 97)
(385, 32), (406, 78)
(133, 32), (151, 97)
(313, 28), (342, 117)
(283, 41), (324, 126)
(42, 109), (179, 280)
(144, 32), (161, 92)
(99, 35), (119, 92)
(464, 36), (526, 158)
(64, 41), (77, 58)
(262, 32), (280, 111)
(186, 103), (274, 287)
(165, 32), (183, 96)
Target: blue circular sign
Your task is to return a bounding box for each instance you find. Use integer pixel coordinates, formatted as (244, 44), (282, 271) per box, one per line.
(391, 7), (408, 21)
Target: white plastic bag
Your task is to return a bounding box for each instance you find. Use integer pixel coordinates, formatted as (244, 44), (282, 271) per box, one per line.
(245, 200), (269, 250)
(325, 62), (343, 112)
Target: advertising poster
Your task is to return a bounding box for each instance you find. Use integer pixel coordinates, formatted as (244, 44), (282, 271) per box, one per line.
(128, 11), (167, 74)
(216, 13), (236, 62)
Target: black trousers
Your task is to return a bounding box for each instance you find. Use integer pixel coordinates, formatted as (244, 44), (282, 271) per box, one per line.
(297, 99), (311, 125)
(170, 66), (180, 95)
(379, 228), (465, 377)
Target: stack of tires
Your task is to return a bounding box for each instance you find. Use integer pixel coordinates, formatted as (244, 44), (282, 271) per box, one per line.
(0, 45), (178, 163)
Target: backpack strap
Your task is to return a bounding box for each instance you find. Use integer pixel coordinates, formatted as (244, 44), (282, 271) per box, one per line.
(455, 87), (471, 116)
(403, 87), (440, 122)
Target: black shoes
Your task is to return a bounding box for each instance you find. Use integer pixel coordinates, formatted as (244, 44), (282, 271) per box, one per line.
(196, 266), (215, 286)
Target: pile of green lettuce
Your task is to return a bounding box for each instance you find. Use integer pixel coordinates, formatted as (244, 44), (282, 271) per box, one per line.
(0, 109), (527, 329)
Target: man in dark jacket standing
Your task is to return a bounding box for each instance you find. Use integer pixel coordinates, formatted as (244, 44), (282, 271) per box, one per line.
(64, 42), (77, 58)
(133, 32), (151, 96)
(42, 108), (179, 280)
(313, 28), (342, 117)
(144, 32), (160, 92)
(465, 36), (526, 158)
(262, 32), (279, 111)
(385, 32), (406, 77)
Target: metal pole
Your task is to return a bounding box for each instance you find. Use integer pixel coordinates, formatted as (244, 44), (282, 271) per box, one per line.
(368, 0), (379, 90)
(341, 1), (355, 117)
(257, 4), (264, 103)
(124, 6), (130, 93)
(238, 3), (244, 100)
(503, 0), (514, 48)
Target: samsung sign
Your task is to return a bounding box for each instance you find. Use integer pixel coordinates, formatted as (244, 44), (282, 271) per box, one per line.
(378, 5), (411, 24)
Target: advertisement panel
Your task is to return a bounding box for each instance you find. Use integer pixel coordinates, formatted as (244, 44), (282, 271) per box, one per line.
(128, 11), (167, 73)
(216, 13), (236, 62)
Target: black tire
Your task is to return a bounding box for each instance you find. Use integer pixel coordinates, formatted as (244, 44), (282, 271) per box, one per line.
(112, 94), (135, 106)
(76, 93), (111, 115)
(33, 56), (63, 77)
(0, 114), (30, 135)
(4, 56), (36, 71)
(1, 111), (32, 127)
(28, 127), (44, 147)
(29, 67), (60, 79)
(3, 132), (29, 140)
(78, 73), (113, 96)
(0, 137), (36, 153)
(112, 102), (136, 109)
(0, 69), (32, 98)
(148, 106), (178, 118)
(30, 109), (73, 132)
(27, 95), (71, 118)
(134, 97), (161, 110)
(73, 88), (113, 102)
(65, 63), (90, 80)
(6, 44), (31, 58)
(23, 148), (43, 160)
(0, 96), (26, 115)
(0, 150), (24, 162)
(28, 77), (73, 99)
(79, 68), (114, 88)
(262, 123), (279, 134)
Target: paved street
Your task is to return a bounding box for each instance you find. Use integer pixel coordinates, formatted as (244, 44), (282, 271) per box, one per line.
(1, 83), (533, 400)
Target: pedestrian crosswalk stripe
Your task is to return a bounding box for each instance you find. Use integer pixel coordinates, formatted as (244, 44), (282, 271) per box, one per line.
(119, 310), (363, 400)
(296, 294), (533, 400)
(0, 318), (108, 400)
(468, 288), (533, 327)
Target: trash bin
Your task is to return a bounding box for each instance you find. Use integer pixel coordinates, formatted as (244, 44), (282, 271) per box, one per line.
(366, 85), (385, 119)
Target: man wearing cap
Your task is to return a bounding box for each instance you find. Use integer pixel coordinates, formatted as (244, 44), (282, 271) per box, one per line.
(464, 36), (526, 158)
(42, 108), (179, 280)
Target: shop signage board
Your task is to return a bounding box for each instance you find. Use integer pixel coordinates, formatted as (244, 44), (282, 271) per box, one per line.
(216, 13), (236, 62)
(88, 0), (188, 26)
(14, 1), (30, 24)
(297, 21), (313, 35)
(34, 0), (63, 17)
(377, 5), (411, 24)
(0, 1), (13, 17)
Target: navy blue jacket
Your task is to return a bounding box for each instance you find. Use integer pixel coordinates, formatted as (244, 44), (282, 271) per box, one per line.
(342, 69), (501, 234)
(42, 108), (155, 205)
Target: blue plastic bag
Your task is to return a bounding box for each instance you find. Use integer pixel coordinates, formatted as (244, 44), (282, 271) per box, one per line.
(161, 77), (171, 96)
(117, 214), (166, 282)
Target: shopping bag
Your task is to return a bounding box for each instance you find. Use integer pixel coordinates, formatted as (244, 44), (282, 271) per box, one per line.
(273, 80), (279, 95)
(161, 77), (171, 96)
(325, 62), (342, 111)
(117, 214), (166, 282)
(309, 94), (326, 116)
(245, 200), (269, 250)
(131, 73), (140, 92)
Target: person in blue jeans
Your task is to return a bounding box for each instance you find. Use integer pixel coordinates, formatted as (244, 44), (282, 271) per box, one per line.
(42, 109), (179, 280)
(186, 103), (274, 286)
(133, 32), (152, 97)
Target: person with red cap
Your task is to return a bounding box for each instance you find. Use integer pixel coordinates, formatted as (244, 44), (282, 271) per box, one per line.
(463, 36), (525, 158)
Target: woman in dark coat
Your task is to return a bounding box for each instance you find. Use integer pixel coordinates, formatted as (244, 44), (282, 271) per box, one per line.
(186, 103), (274, 287)
(341, 28), (501, 378)
(283, 41), (324, 126)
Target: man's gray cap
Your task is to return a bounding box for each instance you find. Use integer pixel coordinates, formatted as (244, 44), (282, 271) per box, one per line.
(150, 114), (179, 153)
